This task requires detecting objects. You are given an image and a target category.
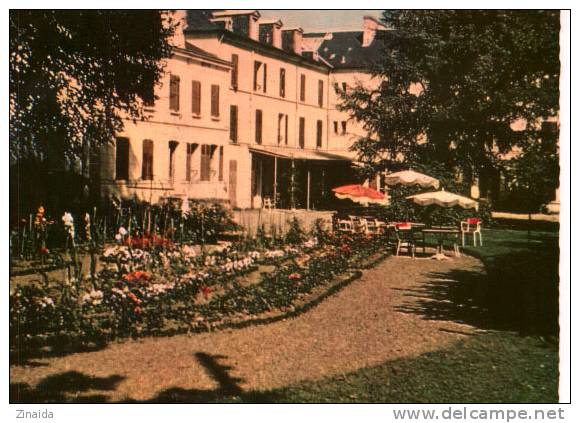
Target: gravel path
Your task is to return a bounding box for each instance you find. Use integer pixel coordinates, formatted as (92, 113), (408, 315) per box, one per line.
(11, 254), (483, 402)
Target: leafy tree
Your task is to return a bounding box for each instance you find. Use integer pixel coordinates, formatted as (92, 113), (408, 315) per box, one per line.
(340, 10), (560, 188)
(10, 10), (174, 162)
(10, 10), (175, 219)
(503, 126), (559, 214)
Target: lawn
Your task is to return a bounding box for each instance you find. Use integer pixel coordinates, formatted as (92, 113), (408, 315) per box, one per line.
(234, 228), (560, 403)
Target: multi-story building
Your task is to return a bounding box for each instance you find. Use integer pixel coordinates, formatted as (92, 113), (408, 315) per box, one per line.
(99, 10), (388, 210)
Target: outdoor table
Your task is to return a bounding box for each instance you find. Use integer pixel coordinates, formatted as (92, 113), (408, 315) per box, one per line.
(422, 227), (461, 260)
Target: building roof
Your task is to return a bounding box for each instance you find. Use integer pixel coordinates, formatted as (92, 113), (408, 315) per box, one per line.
(249, 145), (356, 162)
(185, 10), (218, 30)
(182, 42), (231, 66)
(315, 30), (390, 70)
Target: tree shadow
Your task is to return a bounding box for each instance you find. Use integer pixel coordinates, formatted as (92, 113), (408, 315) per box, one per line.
(395, 247), (559, 337)
(10, 371), (125, 403)
(143, 352), (246, 403)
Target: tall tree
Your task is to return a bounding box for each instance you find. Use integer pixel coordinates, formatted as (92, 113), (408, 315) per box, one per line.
(10, 10), (175, 215)
(10, 10), (174, 161)
(340, 10), (560, 187)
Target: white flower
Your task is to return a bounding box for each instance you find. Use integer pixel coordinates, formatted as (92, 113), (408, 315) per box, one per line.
(115, 233), (122, 241)
(118, 227), (127, 236)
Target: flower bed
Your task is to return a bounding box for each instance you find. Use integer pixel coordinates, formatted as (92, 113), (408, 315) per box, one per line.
(10, 232), (389, 355)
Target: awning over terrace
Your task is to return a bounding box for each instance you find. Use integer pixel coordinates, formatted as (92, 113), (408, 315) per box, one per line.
(249, 145), (356, 162)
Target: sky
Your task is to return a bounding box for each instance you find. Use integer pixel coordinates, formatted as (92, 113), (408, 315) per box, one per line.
(259, 10), (384, 32)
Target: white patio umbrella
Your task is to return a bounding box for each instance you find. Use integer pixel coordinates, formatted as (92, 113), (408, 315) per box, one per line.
(384, 170), (440, 189)
(406, 189), (478, 209)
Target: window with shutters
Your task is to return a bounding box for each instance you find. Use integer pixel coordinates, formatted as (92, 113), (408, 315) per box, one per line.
(318, 80), (324, 107)
(191, 80), (201, 115)
(254, 61), (263, 91)
(143, 83), (155, 108)
(185, 143), (198, 182)
(316, 120), (323, 148)
(263, 63), (267, 93)
(218, 146), (224, 182)
(333, 121), (339, 134)
(284, 115), (289, 145)
(230, 105), (238, 143)
(169, 75), (180, 112)
(255, 109), (263, 144)
(299, 117), (305, 149)
(142, 139), (154, 180)
(200, 144), (212, 181)
(231, 54), (239, 90)
(300, 74), (306, 102)
(168, 141), (178, 181)
(277, 114), (283, 144)
(115, 137), (129, 181)
(211, 84), (220, 118)
(341, 121), (347, 135)
(279, 68), (286, 97)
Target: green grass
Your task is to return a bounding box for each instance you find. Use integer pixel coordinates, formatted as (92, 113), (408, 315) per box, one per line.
(241, 332), (558, 403)
(236, 228), (560, 403)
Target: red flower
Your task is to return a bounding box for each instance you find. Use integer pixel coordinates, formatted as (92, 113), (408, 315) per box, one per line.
(134, 306), (142, 315)
(39, 247), (49, 255)
(288, 272), (302, 280)
(127, 292), (142, 305)
(200, 285), (212, 299)
(340, 244), (351, 253)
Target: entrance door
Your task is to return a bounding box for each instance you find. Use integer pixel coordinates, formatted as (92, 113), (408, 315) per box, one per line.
(228, 160), (237, 207)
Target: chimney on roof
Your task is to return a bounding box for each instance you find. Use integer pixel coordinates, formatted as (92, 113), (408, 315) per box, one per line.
(168, 10), (188, 48)
(211, 10), (261, 40)
(282, 28), (303, 55)
(362, 16), (380, 47)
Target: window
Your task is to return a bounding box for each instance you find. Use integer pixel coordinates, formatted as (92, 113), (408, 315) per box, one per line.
(341, 121), (347, 135)
(143, 83), (155, 108)
(230, 105), (238, 143)
(231, 54), (239, 90)
(277, 113), (288, 144)
(333, 121), (339, 134)
(254, 61), (266, 92)
(316, 120), (323, 148)
(300, 74), (306, 102)
(200, 145), (213, 182)
(342, 82), (347, 92)
(255, 109), (263, 144)
(168, 141), (178, 181)
(211, 84), (220, 117)
(279, 68), (286, 97)
(318, 80), (324, 107)
(191, 80), (201, 115)
(142, 139), (154, 180)
(218, 146), (224, 182)
(115, 137), (129, 181)
(299, 117), (305, 149)
(169, 75), (180, 112)
(285, 115), (289, 145)
(185, 143), (198, 182)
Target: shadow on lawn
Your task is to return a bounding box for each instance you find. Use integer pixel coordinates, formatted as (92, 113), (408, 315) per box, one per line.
(396, 244), (559, 337)
(10, 371), (125, 403)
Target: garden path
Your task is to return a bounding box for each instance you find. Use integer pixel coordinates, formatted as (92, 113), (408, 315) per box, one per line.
(11, 254), (483, 402)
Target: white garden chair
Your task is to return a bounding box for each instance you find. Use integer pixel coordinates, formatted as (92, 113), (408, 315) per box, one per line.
(461, 218), (483, 246)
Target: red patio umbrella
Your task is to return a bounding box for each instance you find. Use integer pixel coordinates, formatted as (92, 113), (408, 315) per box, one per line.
(332, 184), (387, 206)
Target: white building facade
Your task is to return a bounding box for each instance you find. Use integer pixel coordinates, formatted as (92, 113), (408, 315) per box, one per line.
(100, 10), (386, 210)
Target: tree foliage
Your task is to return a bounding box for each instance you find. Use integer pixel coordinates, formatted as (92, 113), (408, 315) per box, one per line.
(503, 127), (559, 213)
(9, 10), (175, 162)
(340, 10), (560, 181)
